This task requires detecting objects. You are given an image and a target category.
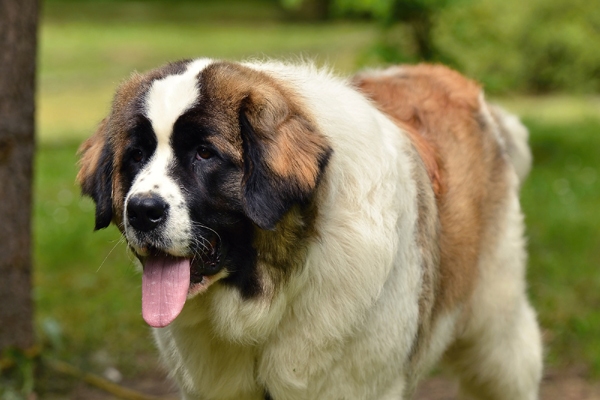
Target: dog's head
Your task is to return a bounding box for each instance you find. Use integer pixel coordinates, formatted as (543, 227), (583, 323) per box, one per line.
(77, 59), (331, 327)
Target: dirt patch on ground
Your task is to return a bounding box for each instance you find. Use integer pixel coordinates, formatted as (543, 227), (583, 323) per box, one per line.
(414, 366), (600, 400)
(45, 365), (600, 399)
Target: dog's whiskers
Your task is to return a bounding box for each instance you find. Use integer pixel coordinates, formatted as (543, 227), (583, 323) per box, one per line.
(190, 221), (222, 244)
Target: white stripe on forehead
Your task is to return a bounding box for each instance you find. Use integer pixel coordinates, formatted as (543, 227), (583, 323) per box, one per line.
(145, 58), (213, 144)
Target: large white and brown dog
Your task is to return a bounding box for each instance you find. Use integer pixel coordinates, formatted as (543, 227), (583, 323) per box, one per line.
(77, 59), (542, 400)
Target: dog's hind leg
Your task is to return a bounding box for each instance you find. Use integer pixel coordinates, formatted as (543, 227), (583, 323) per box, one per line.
(443, 194), (543, 400)
(446, 298), (542, 400)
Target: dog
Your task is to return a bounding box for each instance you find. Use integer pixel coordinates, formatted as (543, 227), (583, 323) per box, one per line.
(77, 59), (542, 399)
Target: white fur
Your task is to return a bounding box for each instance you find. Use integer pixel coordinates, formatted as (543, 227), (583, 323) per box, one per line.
(145, 58), (213, 143)
(480, 97), (532, 185)
(130, 60), (542, 399)
(490, 104), (533, 183)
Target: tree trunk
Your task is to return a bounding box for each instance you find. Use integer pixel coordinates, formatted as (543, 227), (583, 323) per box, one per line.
(0, 0), (39, 350)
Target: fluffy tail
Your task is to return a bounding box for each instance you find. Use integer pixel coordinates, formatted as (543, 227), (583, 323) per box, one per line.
(489, 105), (532, 184)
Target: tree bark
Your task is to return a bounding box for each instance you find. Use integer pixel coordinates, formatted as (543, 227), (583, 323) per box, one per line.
(0, 0), (39, 350)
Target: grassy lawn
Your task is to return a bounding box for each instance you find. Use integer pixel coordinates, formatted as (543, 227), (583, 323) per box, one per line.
(521, 118), (600, 371)
(33, 0), (600, 392)
(38, 0), (377, 142)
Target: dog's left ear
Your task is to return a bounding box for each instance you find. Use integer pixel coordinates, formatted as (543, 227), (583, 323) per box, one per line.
(239, 89), (332, 230)
(77, 118), (114, 230)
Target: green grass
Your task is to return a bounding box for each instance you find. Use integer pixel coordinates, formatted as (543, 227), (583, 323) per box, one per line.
(34, 0), (600, 391)
(38, 0), (377, 142)
(522, 119), (600, 371)
(33, 141), (155, 371)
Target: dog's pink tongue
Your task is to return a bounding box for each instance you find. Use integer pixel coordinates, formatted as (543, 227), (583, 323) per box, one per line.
(142, 255), (190, 328)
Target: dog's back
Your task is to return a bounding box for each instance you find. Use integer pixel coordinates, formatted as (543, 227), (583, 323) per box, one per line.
(353, 64), (542, 399)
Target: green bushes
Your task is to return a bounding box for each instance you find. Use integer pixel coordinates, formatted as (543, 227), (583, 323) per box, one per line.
(306, 0), (600, 94)
(517, 0), (600, 93)
(47, 0), (600, 93)
(438, 0), (600, 93)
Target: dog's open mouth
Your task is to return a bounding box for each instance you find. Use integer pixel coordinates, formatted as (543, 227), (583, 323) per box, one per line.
(140, 237), (223, 328)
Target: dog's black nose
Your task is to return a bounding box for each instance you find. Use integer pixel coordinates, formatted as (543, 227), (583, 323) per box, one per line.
(127, 194), (169, 232)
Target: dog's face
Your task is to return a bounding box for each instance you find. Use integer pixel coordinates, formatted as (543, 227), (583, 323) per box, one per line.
(77, 59), (331, 327)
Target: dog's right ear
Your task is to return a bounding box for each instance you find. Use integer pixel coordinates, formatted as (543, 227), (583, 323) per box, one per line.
(238, 90), (332, 231)
(77, 118), (114, 230)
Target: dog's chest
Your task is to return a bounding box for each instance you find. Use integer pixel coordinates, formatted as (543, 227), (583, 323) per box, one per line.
(154, 322), (265, 400)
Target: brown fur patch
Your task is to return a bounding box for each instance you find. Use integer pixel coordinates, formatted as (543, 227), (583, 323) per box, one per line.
(353, 64), (511, 313)
(196, 62), (331, 230)
(76, 118), (108, 192)
(200, 62), (331, 191)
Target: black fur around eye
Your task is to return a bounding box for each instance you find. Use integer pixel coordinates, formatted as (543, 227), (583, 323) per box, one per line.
(196, 146), (214, 160)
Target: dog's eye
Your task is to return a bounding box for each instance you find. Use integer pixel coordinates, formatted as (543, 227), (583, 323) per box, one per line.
(131, 149), (144, 163)
(196, 146), (214, 160)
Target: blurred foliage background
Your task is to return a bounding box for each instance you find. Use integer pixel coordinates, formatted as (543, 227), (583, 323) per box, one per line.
(285, 0), (600, 93)
(7, 0), (599, 397)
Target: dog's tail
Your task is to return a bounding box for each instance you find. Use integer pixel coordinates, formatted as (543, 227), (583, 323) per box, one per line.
(490, 105), (532, 185)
